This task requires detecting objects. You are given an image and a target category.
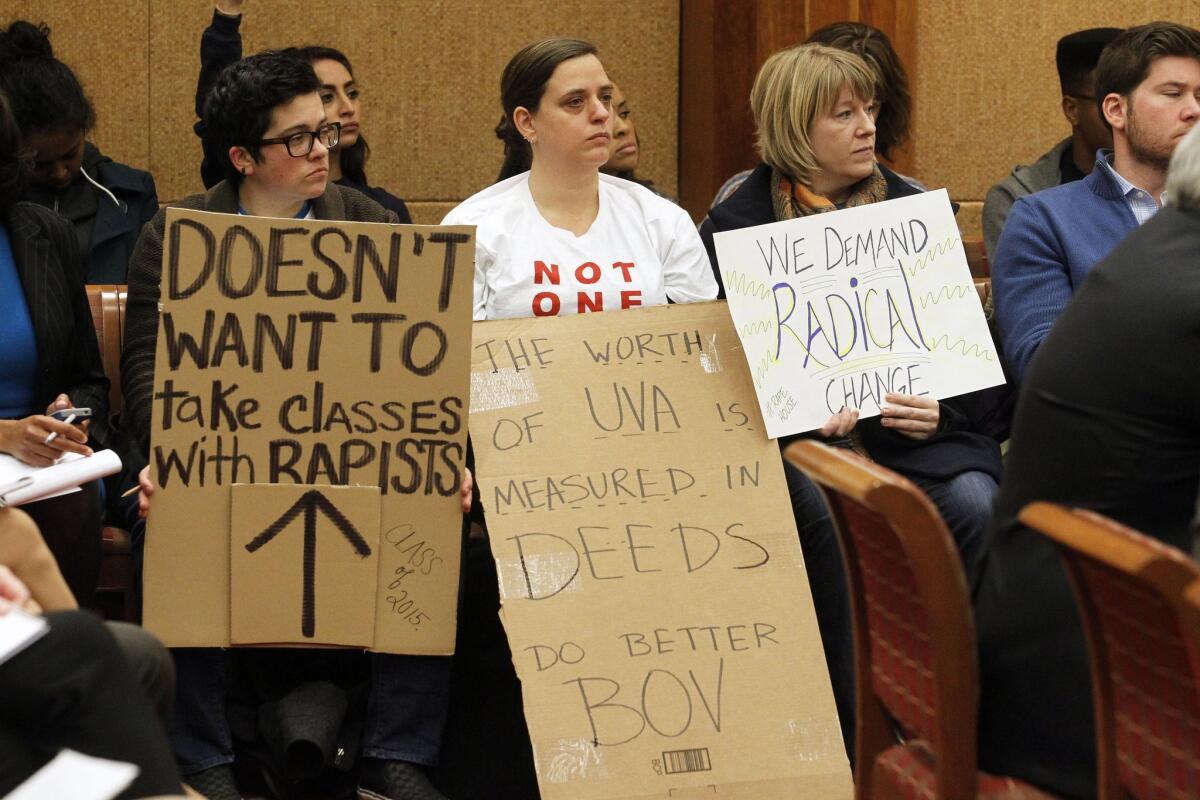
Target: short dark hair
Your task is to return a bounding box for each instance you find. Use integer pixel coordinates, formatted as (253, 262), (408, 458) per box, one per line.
(0, 20), (95, 137)
(807, 21), (911, 160)
(295, 45), (371, 186)
(1055, 28), (1121, 95)
(202, 49), (321, 185)
(0, 90), (27, 209)
(495, 38), (600, 182)
(1095, 22), (1200, 128)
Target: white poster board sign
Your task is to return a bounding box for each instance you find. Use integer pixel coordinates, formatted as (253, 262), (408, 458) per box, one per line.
(713, 190), (1004, 439)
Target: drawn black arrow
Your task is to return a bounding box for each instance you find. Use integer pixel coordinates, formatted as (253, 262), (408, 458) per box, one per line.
(245, 490), (372, 638)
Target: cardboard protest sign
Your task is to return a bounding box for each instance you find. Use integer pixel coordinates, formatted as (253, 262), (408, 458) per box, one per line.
(143, 208), (473, 654)
(470, 302), (852, 799)
(714, 189), (1005, 438)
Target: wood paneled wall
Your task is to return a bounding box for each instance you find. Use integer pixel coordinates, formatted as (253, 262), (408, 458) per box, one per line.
(679, 0), (916, 221)
(0, 1), (680, 223)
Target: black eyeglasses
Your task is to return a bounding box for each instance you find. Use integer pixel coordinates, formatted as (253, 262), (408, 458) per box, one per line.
(257, 122), (341, 157)
(1067, 94), (1096, 101)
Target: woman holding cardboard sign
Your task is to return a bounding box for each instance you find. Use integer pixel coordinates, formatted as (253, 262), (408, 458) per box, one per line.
(445, 37), (718, 320)
(699, 43), (1003, 754)
(122, 50), (469, 800)
(438, 38), (718, 798)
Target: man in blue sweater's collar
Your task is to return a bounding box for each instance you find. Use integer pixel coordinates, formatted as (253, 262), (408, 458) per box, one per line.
(993, 21), (1200, 383)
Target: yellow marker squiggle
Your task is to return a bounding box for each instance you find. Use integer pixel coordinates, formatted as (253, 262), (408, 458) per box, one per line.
(927, 334), (994, 361)
(739, 318), (777, 337)
(724, 270), (774, 300)
(918, 283), (974, 309)
(904, 234), (960, 277)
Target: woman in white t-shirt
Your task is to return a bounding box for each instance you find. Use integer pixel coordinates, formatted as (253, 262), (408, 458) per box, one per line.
(442, 37), (718, 320)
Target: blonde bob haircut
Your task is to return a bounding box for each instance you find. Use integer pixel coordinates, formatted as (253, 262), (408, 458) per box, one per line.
(751, 43), (877, 185)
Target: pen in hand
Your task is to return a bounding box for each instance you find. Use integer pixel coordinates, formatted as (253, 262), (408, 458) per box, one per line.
(42, 414), (75, 446)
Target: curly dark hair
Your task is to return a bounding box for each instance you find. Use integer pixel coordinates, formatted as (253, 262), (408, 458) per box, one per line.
(202, 49), (321, 185)
(807, 21), (911, 160)
(0, 20), (95, 136)
(495, 38), (600, 182)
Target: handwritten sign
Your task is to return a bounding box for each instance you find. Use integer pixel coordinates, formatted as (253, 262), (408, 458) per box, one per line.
(142, 208), (473, 654)
(713, 190), (1004, 438)
(470, 302), (851, 799)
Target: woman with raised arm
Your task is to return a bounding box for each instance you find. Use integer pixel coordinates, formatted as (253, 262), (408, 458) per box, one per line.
(700, 42), (1002, 755)
(196, 0), (412, 221)
(448, 37), (716, 320)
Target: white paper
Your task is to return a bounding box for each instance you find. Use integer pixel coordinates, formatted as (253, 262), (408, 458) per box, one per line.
(713, 190), (1006, 438)
(0, 450), (122, 507)
(0, 607), (48, 667)
(3, 749), (138, 800)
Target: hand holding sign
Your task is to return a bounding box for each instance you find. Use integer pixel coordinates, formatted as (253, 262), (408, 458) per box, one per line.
(879, 393), (940, 439)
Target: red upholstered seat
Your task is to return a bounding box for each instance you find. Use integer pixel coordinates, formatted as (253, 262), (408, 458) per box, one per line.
(874, 741), (1056, 800)
(785, 441), (1054, 799)
(1022, 503), (1200, 800)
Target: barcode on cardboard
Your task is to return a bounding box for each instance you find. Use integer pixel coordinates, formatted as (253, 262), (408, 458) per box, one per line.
(662, 747), (711, 774)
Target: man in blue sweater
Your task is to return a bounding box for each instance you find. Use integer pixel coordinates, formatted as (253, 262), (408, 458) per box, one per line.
(993, 22), (1200, 382)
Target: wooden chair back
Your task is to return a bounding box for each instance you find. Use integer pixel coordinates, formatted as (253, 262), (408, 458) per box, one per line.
(785, 440), (978, 799)
(1020, 502), (1200, 800)
(963, 236), (989, 278)
(85, 284), (128, 418)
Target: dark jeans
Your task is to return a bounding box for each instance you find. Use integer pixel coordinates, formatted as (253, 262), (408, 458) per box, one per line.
(0, 611), (182, 798)
(910, 469), (997, 583)
(169, 648), (451, 774)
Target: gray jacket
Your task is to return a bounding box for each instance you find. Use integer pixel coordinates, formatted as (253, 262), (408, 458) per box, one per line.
(982, 137), (1072, 261)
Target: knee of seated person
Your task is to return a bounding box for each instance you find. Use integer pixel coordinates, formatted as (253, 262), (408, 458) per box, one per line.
(0, 508), (45, 559)
(954, 470), (999, 513)
(105, 621), (175, 721)
(41, 609), (120, 657)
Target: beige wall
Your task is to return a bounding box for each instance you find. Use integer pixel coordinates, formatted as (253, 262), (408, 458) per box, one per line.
(1, 0), (679, 222)
(912, 1), (1200, 236)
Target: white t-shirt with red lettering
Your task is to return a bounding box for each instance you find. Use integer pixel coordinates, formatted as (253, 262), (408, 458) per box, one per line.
(442, 172), (718, 320)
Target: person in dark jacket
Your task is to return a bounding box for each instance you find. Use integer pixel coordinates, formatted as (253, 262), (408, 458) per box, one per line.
(0, 21), (157, 284)
(699, 44), (1003, 756)
(0, 88), (109, 607)
(974, 120), (1200, 800)
(194, 0), (412, 222)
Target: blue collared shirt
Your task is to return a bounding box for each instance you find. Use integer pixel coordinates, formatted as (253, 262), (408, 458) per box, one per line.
(1095, 150), (1166, 226)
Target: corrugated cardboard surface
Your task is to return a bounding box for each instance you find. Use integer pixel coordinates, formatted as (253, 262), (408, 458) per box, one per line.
(143, 209), (473, 653)
(470, 301), (852, 799)
(230, 483), (381, 647)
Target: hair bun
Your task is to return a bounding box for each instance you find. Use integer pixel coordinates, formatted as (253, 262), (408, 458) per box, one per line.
(0, 21), (54, 63)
